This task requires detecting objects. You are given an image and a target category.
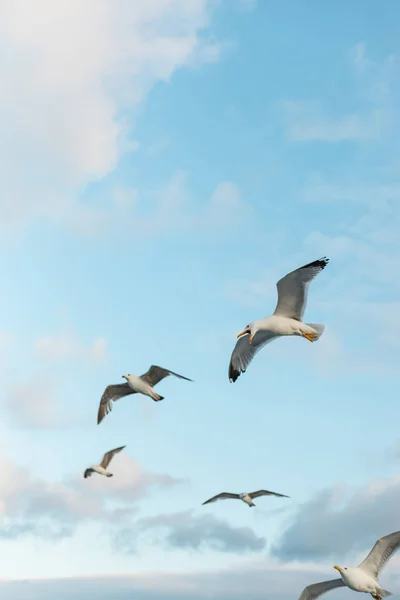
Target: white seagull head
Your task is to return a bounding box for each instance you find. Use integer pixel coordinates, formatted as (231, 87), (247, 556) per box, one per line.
(122, 374), (131, 381)
(333, 565), (350, 581)
(237, 323), (255, 344)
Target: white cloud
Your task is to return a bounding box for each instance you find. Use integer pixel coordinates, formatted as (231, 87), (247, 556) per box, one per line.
(0, 451), (181, 541)
(35, 333), (108, 364)
(0, 0), (222, 231)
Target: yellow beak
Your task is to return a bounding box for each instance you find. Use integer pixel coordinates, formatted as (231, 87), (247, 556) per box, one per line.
(333, 565), (342, 572)
(237, 328), (251, 340)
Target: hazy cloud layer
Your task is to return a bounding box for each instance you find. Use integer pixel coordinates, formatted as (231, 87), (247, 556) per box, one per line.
(2, 562), (400, 600)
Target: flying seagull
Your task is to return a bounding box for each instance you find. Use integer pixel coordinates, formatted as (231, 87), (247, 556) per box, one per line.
(229, 257), (329, 382)
(83, 445), (126, 479)
(298, 530), (400, 600)
(202, 489), (289, 508)
(97, 365), (193, 424)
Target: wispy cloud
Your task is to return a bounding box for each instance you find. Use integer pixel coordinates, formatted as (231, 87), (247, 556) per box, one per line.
(273, 475), (400, 563)
(66, 172), (251, 237)
(113, 509), (266, 554)
(35, 333), (108, 364)
(283, 43), (396, 143)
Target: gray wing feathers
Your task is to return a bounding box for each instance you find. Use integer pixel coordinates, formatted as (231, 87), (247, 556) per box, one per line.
(100, 445), (126, 469)
(140, 365), (193, 387)
(274, 257), (329, 320)
(298, 579), (345, 600)
(202, 493), (240, 505)
(249, 489), (290, 499)
(229, 331), (279, 382)
(359, 531), (400, 579)
(97, 383), (134, 424)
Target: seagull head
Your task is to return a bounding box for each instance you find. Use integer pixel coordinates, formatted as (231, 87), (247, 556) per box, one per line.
(333, 566), (347, 574)
(122, 374), (130, 380)
(237, 323), (255, 344)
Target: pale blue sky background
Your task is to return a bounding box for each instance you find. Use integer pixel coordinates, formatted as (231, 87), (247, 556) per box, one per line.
(1, 1), (400, 599)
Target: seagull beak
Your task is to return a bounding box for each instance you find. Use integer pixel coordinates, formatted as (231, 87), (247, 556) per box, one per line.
(333, 566), (342, 572)
(237, 328), (251, 340)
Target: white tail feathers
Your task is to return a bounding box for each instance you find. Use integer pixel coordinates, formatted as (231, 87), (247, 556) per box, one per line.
(306, 324), (325, 340)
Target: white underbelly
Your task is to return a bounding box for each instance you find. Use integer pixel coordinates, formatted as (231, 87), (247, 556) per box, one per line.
(128, 376), (151, 395)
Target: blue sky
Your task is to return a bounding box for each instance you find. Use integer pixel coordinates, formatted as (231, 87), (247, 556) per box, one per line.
(1, 1), (400, 599)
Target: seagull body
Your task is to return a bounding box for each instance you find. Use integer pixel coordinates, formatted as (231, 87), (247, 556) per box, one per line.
(97, 365), (193, 424)
(298, 530), (400, 600)
(84, 445), (125, 479)
(229, 257), (329, 382)
(202, 489), (289, 508)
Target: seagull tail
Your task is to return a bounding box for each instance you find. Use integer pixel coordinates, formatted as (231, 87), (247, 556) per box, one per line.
(378, 588), (392, 597)
(305, 323), (325, 340)
(152, 392), (164, 402)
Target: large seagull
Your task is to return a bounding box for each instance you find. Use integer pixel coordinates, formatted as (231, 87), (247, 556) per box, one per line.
(229, 257), (329, 382)
(298, 530), (400, 600)
(97, 365), (193, 424)
(202, 489), (289, 508)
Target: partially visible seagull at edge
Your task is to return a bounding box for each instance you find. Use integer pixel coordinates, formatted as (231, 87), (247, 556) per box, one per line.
(229, 257), (329, 382)
(97, 365), (193, 424)
(83, 445), (126, 479)
(298, 530), (400, 600)
(202, 489), (289, 508)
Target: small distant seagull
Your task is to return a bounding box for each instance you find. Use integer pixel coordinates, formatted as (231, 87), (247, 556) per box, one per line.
(298, 530), (400, 600)
(97, 365), (193, 424)
(202, 489), (289, 508)
(229, 257), (329, 382)
(83, 445), (125, 479)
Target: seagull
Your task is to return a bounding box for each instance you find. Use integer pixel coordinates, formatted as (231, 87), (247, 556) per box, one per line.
(229, 257), (329, 382)
(97, 365), (193, 424)
(202, 489), (289, 508)
(83, 445), (125, 479)
(298, 530), (400, 600)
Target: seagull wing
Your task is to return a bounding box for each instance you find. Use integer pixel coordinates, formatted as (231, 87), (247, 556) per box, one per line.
(358, 530), (400, 579)
(140, 365), (193, 387)
(100, 445), (126, 469)
(274, 257), (329, 321)
(229, 330), (279, 382)
(202, 493), (240, 505)
(97, 383), (134, 424)
(298, 579), (345, 600)
(249, 489), (290, 499)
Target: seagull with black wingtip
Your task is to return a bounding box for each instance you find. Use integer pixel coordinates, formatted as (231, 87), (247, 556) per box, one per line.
(97, 365), (193, 424)
(229, 257), (329, 382)
(202, 488), (289, 508)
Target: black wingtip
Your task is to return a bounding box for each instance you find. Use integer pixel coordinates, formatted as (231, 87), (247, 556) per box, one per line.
(300, 256), (329, 271)
(229, 362), (241, 383)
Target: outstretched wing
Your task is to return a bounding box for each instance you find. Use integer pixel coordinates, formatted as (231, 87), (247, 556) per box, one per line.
(298, 579), (345, 600)
(202, 492), (240, 505)
(97, 383), (134, 424)
(228, 331), (279, 383)
(249, 489), (290, 499)
(83, 468), (94, 479)
(140, 365), (193, 387)
(274, 257), (329, 321)
(100, 445), (126, 469)
(358, 530), (400, 579)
